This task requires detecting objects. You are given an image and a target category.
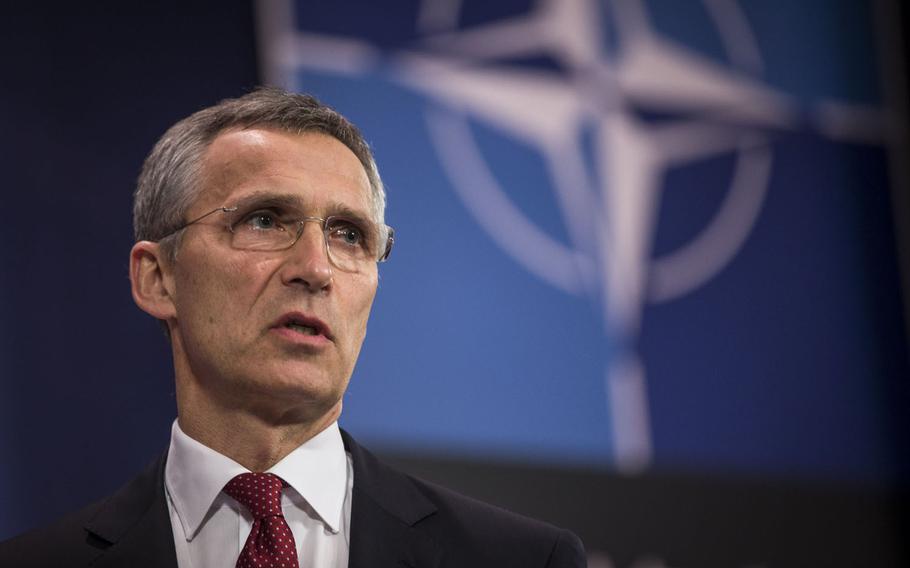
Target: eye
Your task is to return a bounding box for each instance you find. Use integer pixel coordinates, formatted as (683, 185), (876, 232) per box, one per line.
(241, 210), (284, 232)
(327, 218), (367, 248)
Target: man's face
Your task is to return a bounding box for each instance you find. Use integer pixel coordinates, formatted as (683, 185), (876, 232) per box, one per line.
(166, 128), (379, 416)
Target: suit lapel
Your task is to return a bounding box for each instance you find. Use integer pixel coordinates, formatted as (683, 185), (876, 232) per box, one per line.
(342, 430), (441, 568)
(84, 453), (178, 568)
(78, 433), (436, 568)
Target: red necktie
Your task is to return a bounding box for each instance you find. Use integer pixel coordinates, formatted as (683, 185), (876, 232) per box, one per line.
(223, 472), (300, 568)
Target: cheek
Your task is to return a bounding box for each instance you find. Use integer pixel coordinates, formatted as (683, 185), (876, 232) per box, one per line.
(179, 255), (270, 327)
(179, 272), (230, 335)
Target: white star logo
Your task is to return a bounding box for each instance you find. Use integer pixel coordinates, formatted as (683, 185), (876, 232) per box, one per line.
(256, 0), (896, 471)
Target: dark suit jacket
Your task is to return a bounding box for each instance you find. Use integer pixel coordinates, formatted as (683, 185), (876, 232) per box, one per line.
(0, 431), (586, 567)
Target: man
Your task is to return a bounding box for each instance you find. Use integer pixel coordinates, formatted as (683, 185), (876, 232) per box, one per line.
(0, 88), (586, 567)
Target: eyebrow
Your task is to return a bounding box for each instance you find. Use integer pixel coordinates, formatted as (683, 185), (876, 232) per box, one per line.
(228, 190), (374, 227)
(229, 191), (303, 213)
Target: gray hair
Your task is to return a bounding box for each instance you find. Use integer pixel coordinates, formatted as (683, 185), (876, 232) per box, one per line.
(133, 87), (386, 257)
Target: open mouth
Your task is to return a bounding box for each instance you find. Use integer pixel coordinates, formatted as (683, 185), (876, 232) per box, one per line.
(285, 322), (319, 336)
(274, 313), (332, 340)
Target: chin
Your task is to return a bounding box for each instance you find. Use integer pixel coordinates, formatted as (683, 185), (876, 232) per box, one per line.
(256, 369), (344, 403)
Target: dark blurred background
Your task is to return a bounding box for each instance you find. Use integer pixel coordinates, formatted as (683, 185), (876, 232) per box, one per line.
(1, 1), (908, 566)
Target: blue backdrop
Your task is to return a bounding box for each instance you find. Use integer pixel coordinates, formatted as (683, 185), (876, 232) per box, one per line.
(258, 0), (909, 482)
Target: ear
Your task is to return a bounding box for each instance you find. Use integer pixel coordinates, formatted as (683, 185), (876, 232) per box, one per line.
(130, 240), (177, 321)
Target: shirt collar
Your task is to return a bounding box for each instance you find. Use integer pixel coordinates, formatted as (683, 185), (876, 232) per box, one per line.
(164, 419), (347, 540)
(268, 421), (348, 534)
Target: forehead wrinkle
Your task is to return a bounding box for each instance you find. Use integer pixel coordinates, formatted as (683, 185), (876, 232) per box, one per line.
(197, 129), (375, 221)
(203, 131), (272, 180)
(191, 136), (273, 217)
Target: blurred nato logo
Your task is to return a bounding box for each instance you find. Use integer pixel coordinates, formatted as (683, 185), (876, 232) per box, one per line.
(256, 0), (894, 473)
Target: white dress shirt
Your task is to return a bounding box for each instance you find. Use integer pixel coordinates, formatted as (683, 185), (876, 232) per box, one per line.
(164, 419), (353, 568)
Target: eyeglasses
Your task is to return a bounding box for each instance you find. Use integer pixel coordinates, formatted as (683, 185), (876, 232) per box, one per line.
(159, 206), (394, 272)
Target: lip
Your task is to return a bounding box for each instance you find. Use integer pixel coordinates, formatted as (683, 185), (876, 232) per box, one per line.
(270, 312), (334, 345)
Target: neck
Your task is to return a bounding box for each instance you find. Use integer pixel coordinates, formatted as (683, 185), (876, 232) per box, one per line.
(176, 392), (342, 472)
(168, 327), (345, 472)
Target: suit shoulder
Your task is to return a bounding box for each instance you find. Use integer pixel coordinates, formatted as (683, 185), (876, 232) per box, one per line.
(342, 429), (585, 566)
(0, 498), (107, 567)
(407, 473), (557, 533)
(0, 452), (168, 567)
(406, 474), (586, 567)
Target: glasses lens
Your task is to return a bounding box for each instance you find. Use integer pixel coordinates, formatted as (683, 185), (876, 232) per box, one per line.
(231, 211), (296, 251)
(227, 210), (390, 271)
(325, 216), (378, 271)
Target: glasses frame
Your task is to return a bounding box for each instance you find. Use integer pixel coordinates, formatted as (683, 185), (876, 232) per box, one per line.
(158, 206), (395, 266)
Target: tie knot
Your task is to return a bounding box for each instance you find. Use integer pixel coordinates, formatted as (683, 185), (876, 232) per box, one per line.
(223, 472), (286, 519)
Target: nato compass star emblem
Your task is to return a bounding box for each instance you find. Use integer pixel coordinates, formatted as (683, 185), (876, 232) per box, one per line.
(256, 0), (898, 471)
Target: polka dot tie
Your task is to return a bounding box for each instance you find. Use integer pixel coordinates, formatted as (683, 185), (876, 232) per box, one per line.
(223, 472), (299, 568)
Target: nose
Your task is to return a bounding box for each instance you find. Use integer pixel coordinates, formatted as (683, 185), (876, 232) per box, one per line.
(279, 221), (333, 292)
